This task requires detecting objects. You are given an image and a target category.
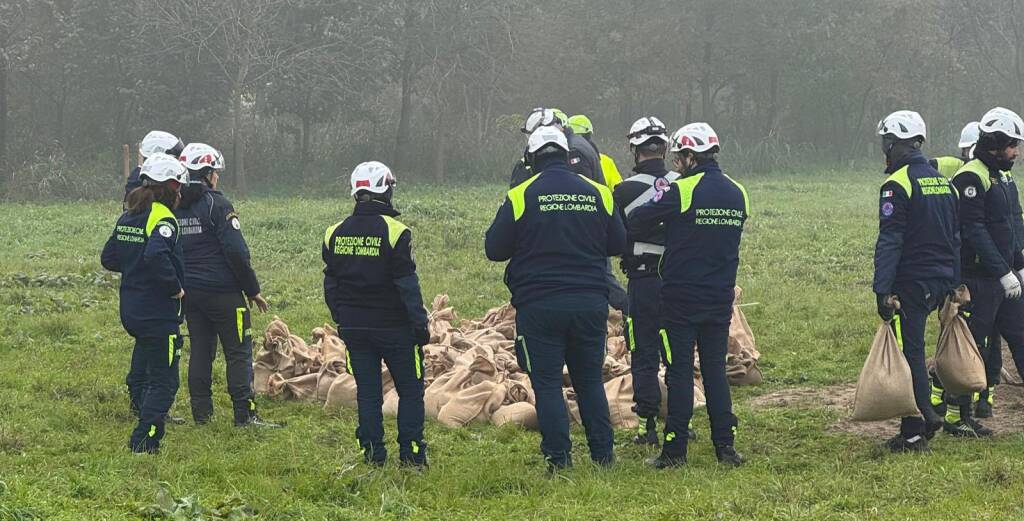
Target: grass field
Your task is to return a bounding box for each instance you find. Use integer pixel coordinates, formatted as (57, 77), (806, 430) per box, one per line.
(2, 172), (1024, 520)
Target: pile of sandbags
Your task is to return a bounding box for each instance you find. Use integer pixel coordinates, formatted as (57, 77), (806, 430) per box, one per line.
(253, 289), (763, 431)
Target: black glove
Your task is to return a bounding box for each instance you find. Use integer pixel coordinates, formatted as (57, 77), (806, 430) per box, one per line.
(414, 326), (431, 348)
(876, 293), (896, 322)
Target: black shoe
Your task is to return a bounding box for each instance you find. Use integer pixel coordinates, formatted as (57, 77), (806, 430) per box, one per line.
(883, 434), (929, 453)
(647, 453), (687, 469)
(964, 418), (994, 437)
(715, 445), (745, 466)
(632, 430), (659, 446)
(235, 415), (282, 428)
(943, 420), (980, 438)
(975, 400), (993, 419)
(546, 455), (573, 473)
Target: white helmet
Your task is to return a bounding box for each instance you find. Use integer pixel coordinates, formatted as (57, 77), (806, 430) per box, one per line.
(179, 143), (225, 172)
(140, 130), (184, 158)
(979, 107), (1024, 141)
(670, 123), (720, 153)
(350, 161), (396, 196)
(526, 126), (569, 154)
(958, 121), (980, 149)
(139, 153), (189, 184)
(521, 107), (558, 134)
(877, 110), (927, 141)
(627, 116), (670, 147)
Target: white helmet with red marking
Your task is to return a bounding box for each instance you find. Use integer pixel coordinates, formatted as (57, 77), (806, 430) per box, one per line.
(670, 123), (720, 153)
(350, 161), (396, 196)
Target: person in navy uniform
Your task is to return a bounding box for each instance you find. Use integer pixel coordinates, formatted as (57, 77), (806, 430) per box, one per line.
(613, 116), (685, 446)
(486, 126), (627, 471)
(323, 161), (430, 468)
(872, 110), (960, 450)
(175, 142), (277, 428)
(946, 107), (1024, 437)
(125, 131), (184, 206)
(627, 122), (748, 468)
(101, 153), (189, 453)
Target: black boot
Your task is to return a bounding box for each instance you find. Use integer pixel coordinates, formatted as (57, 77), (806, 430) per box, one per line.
(400, 440), (428, 470)
(234, 400), (281, 428)
(883, 433), (929, 453)
(545, 452), (572, 473)
(647, 431), (686, 469)
(632, 417), (659, 446)
(975, 387), (994, 419)
(715, 445), (745, 466)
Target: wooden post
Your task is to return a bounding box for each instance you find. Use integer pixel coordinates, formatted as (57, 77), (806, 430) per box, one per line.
(122, 144), (131, 180)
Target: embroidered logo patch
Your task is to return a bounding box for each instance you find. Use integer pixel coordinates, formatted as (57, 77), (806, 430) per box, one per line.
(881, 190), (894, 198)
(881, 202), (894, 217)
(964, 186), (977, 198)
(230, 217), (241, 230)
(158, 225), (173, 238)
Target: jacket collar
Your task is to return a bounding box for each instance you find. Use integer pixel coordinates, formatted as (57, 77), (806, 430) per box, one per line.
(885, 149), (928, 174)
(684, 159), (720, 177)
(633, 158), (668, 177)
(353, 200), (400, 217)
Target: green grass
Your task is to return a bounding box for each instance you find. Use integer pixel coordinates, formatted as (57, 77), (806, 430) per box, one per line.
(2, 173), (1023, 520)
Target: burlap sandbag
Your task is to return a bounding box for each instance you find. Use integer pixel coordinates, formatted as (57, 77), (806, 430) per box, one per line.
(727, 354), (764, 386)
(851, 323), (919, 421)
(491, 402), (539, 430)
(324, 373), (359, 410)
(316, 360), (343, 401)
(934, 287), (986, 395)
(424, 368), (474, 417)
(318, 334), (346, 364)
(382, 389), (399, 416)
(281, 372), (318, 401)
(605, 375), (639, 429)
(437, 381), (507, 427)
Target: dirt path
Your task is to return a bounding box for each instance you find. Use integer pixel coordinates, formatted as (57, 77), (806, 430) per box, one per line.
(749, 382), (1024, 438)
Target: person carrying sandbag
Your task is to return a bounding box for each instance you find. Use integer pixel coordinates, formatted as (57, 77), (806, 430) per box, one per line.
(872, 110), (960, 452)
(943, 107), (1024, 436)
(323, 161), (430, 469)
(627, 122), (748, 468)
(486, 125), (627, 471)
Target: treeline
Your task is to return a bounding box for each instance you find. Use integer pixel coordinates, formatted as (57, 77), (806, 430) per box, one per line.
(1, 0), (1022, 198)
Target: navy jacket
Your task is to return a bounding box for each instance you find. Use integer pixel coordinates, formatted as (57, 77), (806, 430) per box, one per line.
(485, 156), (627, 307)
(123, 166), (142, 205)
(627, 161), (748, 324)
(613, 159), (679, 279)
(323, 201), (428, 330)
(873, 151), (960, 293)
(101, 202), (185, 338)
(952, 155), (1024, 279)
(174, 183), (261, 297)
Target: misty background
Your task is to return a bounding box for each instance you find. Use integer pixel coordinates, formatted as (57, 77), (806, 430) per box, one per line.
(0, 0), (1021, 199)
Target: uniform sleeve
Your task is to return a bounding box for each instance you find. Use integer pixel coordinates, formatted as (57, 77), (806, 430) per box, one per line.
(606, 206), (627, 256)
(1009, 181), (1024, 270)
(101, 231), (121, 272)
(212, 198), (261, 297)
(143, 218), (183, 297)
(322, 233), (341, 325)
(485, 198), (516, 262)
(952, 174), (1011, 277)
(627, 185), (680, 237)
(872, 181), (908, 294)
(391, 230), (428, 329)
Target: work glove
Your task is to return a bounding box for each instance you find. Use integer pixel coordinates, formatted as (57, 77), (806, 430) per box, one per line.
(1000, 271), (1022, 299)
(876, 293), (897, 322)
(414, 326), (431, 348)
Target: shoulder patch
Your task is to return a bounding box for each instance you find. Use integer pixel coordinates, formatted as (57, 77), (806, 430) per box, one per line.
(964, 185), (978, 198)
(158, 224), (174, 238)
